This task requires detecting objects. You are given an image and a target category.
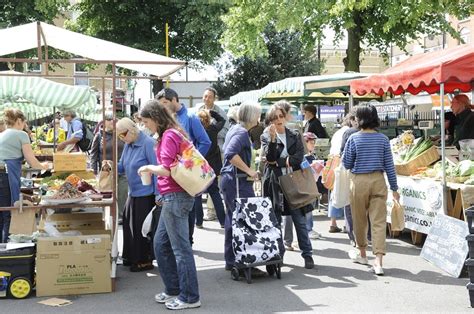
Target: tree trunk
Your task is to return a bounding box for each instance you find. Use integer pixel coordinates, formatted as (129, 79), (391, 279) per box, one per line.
(343, 11), (363, 72)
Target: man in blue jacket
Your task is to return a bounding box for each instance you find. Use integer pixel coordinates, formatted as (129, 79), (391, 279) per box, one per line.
(156, 88), (211, 245)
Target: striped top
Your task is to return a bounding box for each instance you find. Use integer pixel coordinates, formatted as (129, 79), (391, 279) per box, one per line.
(343, 131), (398, 191)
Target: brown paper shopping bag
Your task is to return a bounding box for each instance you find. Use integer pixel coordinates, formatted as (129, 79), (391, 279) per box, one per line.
(391, 200), (405, 231)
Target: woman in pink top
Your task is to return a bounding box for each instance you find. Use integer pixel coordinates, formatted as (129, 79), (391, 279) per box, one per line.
(138, 100), (201, 310)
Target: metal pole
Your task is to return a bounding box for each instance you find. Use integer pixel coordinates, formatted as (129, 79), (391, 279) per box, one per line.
(53, 107), (56, 153)
(102, 78), (107, 163)
(440, 83), (447, 214)
(111, 63), (117, 238)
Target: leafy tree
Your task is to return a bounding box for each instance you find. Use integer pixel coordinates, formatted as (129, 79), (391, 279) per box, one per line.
(221, 0), (471, 72)
(70, 0), (229, 65)
(0, 0), (69, 71)
(213, 28), (323, 100)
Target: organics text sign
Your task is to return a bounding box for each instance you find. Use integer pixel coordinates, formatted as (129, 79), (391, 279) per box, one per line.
(387, 176), (444, 234)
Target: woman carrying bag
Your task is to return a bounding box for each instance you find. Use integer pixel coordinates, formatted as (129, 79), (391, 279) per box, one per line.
(138, 100), (200, 310)
(261, 103), (314, 270)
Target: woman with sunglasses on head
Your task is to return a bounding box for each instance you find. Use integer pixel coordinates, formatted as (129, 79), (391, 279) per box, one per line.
(261, 102), (314, 269)
(116, 117), (159, 272)
(137, 100), (201, 310)
(342, 104), (399, 276)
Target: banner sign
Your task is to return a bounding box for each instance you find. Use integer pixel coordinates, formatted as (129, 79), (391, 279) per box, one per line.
(319, 106), (345, 115)
(387, 176), (444, 234)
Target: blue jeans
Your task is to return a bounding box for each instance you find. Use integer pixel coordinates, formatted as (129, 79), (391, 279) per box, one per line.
(276, 209), (313, 258)
(0, 173), (11, 243)
(154, 192), (199, 303)
(194, 178), (226, 226)
(306, 211), (313, 232)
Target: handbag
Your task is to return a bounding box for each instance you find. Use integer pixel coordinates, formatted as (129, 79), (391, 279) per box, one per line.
(169, 130), (216, 197)
(97, 160), (113, 191)
(332, 164), (351, 208)
(322, 155), (340, 190)
(279, 167), (320, 210)
(390, 200), (405, 231)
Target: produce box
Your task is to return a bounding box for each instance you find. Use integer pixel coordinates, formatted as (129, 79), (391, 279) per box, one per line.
(53, 152), (87, 172)
(395, 146), (440, 176)
(38, 212), (105, 234)
(36, 234), (111, 297)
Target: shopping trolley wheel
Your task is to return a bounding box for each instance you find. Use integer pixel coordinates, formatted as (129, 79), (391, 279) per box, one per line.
(231, 267), (240, 281)
(276, 263), (282, 279)
(9, 277), (32, 299)
(266, 264), (276, 276)
(244, 268), (252, 284)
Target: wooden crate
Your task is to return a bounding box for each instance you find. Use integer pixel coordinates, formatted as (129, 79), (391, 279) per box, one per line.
(53, 152), (87, 172)
(395, 146), (440, 176)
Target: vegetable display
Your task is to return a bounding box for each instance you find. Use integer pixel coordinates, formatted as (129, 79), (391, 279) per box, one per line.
(401, 138), (433, 163)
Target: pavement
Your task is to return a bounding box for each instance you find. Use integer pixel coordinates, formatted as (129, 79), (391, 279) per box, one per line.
(2, 210), (472, 313)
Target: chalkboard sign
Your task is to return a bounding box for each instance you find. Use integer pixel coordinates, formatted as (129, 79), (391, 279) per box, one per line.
(421, 214), (469, 278)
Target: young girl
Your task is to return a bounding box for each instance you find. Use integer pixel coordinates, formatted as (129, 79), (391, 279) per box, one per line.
(138, 100), (200, 310)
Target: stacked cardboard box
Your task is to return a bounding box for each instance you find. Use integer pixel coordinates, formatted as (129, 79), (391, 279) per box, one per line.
(36, 212), (111, 297)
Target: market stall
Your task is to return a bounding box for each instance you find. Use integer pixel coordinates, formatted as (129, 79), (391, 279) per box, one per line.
(350, 44), (474, 243)
(0, 21), (185, 298)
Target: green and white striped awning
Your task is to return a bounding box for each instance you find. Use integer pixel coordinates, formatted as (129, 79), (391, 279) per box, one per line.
(0, 73), (101, 121)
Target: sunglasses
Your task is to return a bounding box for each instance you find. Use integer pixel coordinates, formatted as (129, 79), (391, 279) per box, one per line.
(118, 129), (129, 139)
(272, 114), (285, 121)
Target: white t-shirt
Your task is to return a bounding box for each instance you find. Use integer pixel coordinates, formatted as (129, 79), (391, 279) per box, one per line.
(329, 126), (349, 156)
(276, 131), (288, 158)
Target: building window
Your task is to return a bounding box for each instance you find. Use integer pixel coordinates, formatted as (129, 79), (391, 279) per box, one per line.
(26, 62), (41, 72)
(460, 27), (470, 44)
(74, 62), (89, 86)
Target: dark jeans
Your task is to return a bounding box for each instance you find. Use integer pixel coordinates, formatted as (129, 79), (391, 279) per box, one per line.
(194, 179), (226, 226)
(0, 173), (11, 243)
(276, 209), (312, 259)
(154, 192), (199, 303)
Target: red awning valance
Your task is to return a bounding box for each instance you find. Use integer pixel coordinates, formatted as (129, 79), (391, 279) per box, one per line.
(351, 44), (474, 96)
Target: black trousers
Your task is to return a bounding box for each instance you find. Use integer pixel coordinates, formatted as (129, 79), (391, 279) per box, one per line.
(122, 194), (154, 264)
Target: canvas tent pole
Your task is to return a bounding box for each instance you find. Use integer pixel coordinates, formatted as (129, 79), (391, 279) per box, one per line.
(36, 22), (42, 66)
(111, 63), (118, 241)
(440, 83), (447, 214)
(102, 78), (107, 163)
(38, 23), (49, 75)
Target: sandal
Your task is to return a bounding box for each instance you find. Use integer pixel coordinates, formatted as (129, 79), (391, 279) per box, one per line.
(130, 262), (154, 272)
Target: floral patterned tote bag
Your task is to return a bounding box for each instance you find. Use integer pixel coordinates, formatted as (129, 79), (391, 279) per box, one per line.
(232, 174), (282, 266)
(169, 129), (216, 197)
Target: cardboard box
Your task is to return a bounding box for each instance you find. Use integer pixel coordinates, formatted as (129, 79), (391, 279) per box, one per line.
(53, 152), (87, 172)
(38, 212), (105, 233)
(36, 234), (111, 297)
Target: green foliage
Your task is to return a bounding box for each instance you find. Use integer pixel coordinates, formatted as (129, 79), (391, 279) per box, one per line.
(0, 0), (70, 70)
(213, 28), (323, 99)
(69, 0), (230, 64)
(0, 0), (69, 28)
(222, 0), (471, 72)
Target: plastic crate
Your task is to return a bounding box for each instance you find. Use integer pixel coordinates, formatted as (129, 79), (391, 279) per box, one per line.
(395, 146), (440, 176)
(0, 244), (35, 299)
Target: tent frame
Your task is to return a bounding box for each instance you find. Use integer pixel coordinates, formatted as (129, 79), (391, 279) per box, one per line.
(0, 22), (186, 289)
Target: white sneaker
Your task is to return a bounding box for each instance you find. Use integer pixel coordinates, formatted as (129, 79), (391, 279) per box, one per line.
(371, 264), (384, 276)
(348, 250), (369, 265)
(203, 215), (216, 221)
(155, 292), (178, 304)
(309, 230), (322, 240)
(165, 298), (201, 310)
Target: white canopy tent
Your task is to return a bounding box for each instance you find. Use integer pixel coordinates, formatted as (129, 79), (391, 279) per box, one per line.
(0, 22), (186, 78)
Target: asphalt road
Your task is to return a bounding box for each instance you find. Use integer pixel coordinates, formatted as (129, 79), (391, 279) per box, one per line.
(2, 211), (472, 313)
